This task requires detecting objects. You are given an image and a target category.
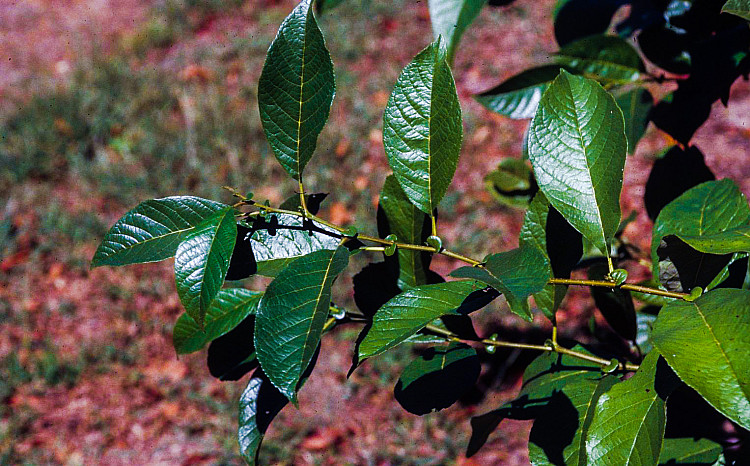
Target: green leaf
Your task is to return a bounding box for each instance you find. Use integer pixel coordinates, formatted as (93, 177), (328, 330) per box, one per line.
(379, 175), (428, 289)
(722, 0), (750, 21)
(254, 247), (349, 403)
(428, 0), (486, 64)
(635, 311), (658, 355)
(249, 213), (341, 276)
(92, 196), (227, 267)
(659, 437), (724, 465)
(450, 246), (550, 321)
(383, 38), (463, 214)
(475, 65), (565, 119)
(677, 225), (750, 255)
(616, 88), (653, 154)
(358, 280), (483, 360)
(586, 352), (679, 465)
(174, 208), (237, 325)
(652, 288), (750, 431)
(556, 35), (645, 84)
(172, 288), (262, 354)
(523, 350), (619, 466)
(651, 179), (750, 278)
(395, 342), (480, 415)
(238, 373), (287, 465)
(484, 158), (534, 208)
(527, 70), (626, 255)
(314, 0), (346, 14)
(257, 0), (335, 180)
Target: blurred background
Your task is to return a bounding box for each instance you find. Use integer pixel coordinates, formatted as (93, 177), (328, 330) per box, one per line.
(2, 0), (749, 464)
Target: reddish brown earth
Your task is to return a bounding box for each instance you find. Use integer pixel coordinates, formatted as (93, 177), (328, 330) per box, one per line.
(2, 0), (750, 464)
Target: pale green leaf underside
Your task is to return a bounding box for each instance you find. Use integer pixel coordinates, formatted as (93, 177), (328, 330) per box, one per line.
(722, 0), (750, 21)
(450, 246), (550, 321)
(358, 280), (482, 360)
(475, 65), (564, 119)
(651, 179), (750, 277)
(652, 288), (750, 431)
(92, 196), (227, 267)
(658, 437), (723, 465)
(174, 208), (237, 325)
(586, 352), (667, 465)
(249, 214), (341, 277)
(238, 376), (266, 465)
(380, 174), (427, 288)
(173, 288), (262, 354)
(257, 0), (335, 180)
(677, 225), (750, 255)
(383, 38), (463, 214)
(527, 70), (626, 255)
(254, 247), (349, 403)
(428, 0), (486, 64)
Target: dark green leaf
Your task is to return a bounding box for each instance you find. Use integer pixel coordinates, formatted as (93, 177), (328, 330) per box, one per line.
(383, 38), (462, 214)
(257, 0), (335, 180)
(651, 179), (750, 278)
(92, 196), (227, 267)
(380, 175), (428, 289)
(450, 246), (550, 321)
(616, 88), (653, 153)
(475, 65), (565, 119)
(658, 437), (724, 465)
(586, 352), (679, 464)
(527, 70), (627, 255)
(254, 247), (349, 403)
(174, 208), (237, 325)
(428, 0), (486, 64)
(394, 342), (480, 415)
(358, 280), (484, 360)
(249, 214), (341, 277)
(652, 288), (750, 431)
(723, 0), (750, 21)
(484, 158), (535, 208)
(677, 225), (750, 255)
(173, 288), (262, 354)
(314, 0), (346, 14)
(556, 35), (645, 83)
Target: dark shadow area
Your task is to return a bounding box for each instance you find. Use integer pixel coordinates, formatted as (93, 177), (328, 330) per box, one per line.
(589, 263), (637, 341)
(207, 314), (258, 381)
(657, 236), (733, 292)
(553, 0), (626, 46)
(528, 390), (580, 466)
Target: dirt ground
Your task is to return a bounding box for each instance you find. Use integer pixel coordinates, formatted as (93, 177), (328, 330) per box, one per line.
(2, 0), (750, 464)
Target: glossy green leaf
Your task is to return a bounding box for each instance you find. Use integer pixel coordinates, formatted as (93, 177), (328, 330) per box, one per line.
(249, 214), (341, 277)
(723, 0), (750, 21)
(174, 208), (237, 325)
(92, 196), (227, 267)
(658, 437), (724, 465)
(652, 288), (750, 431)
(358, 280), (482, 360)
(450, 246), (550, 321)
(173, 288), (262, 354)
(428, 0), (486, 64)
(380, 175), (427, 289)
(524, 350), (619, 466)
(677, 225), (750, 255)
(527, 70), (626, 255)
(556, 35), (645, 83)
(254, 247), (349, 403)
(383, 38), (463, 214)
(484, 158), (534, 208)
(616, 88), (653, 154)
(586, 352), (678, 465)
(257, 0), (335, 180)
(395, 342), (480, 415)
(475, 65), (565, 119)
(651, 179), (750, 278)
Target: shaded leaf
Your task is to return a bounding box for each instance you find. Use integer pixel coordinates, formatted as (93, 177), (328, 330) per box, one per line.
(383, 38), (462, 214)
(616, 88), (653, 153)
(257, 0), (335, 180)
(394, 342), (480, 415)
(484, 158), (536, 208)
(357, 280), (486, 361)
(677, 225), (750, 255)
(723, 0), (750, 21)
(173, 288), (262, 354)
(450, 246), (550, 321)
(475, 65), (564, 119)
(589, 262), (637, 340)
(92, 196), (227, 267)
(255, 247), (349, 403)
(659, 437), (724, 465)
(314, 0), (346, 14)
(636, 311), (658, 355)
(225, 224), (258, 281)
(657, 236), (732, 292)
(652, 288), (750, 431)
(527, 70), (626, 255)
(556, 35), (645, 83)
(586, 352), (680, 464)
(174, 208), (237, 325)
(553, 0), (627, 46)
(428, 0), (486, 64)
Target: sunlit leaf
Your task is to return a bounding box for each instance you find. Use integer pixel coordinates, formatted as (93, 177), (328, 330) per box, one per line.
(428, 0), (486, 64)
